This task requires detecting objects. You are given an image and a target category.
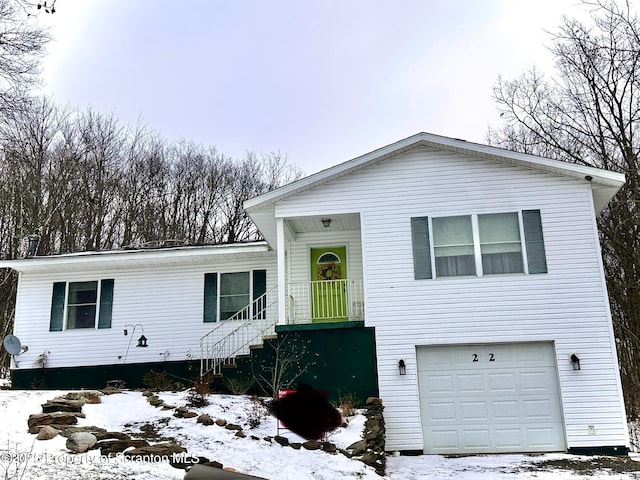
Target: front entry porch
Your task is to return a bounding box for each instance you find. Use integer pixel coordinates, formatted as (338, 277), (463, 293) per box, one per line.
(287, 278), (364, 323)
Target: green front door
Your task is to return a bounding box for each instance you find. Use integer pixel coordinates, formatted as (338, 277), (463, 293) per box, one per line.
(310, 246), (348, 322)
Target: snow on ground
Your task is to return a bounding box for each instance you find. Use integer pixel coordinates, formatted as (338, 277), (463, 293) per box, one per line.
(1, 388), (640, 480)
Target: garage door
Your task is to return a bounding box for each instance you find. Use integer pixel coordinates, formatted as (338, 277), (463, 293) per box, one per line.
(417, 342), (565, 454)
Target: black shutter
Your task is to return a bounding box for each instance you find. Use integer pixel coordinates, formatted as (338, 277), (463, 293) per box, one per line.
(523, 210), (548, 274)
(411, 217), (433, 279)
(98, 279), (114, 329)
(203, 273), (218, 323)
(49, 282), (66, 331)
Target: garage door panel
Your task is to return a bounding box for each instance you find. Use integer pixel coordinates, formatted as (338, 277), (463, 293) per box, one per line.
(458, 374), (484, 392)
(429, 402), (456, 421)
(495, 429), (524, 448)
(418, 342), (565, 454)
(426, 375), (455, 393)
(460, 401), (489, 420)
(432, 430), (459, 449)
(488, 373), (517, 392)
(492, 400), (520, 420)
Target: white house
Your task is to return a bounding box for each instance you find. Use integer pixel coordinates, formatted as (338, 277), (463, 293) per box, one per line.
(1, 132), (629, 456)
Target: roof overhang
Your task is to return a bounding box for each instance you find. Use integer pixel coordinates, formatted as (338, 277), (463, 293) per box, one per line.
(0, 242), (272, 273)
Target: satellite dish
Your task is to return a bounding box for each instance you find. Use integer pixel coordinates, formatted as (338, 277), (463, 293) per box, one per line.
(3, 335), (23, 356)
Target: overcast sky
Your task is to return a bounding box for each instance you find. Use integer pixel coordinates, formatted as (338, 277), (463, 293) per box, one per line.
(35, 0), (589, 174)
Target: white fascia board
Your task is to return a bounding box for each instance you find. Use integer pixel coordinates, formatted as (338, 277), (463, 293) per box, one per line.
(0, 242), (271, 273)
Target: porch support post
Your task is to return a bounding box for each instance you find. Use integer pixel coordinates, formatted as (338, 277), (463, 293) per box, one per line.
(276, 217), (286, 325)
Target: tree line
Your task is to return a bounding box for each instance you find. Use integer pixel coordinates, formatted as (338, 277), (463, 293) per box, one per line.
(0, 96), (302, 369)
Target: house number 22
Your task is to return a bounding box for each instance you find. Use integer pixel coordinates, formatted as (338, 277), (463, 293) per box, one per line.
(472, 353), (496, 362)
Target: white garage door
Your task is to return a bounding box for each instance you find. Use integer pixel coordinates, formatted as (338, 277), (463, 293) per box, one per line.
(417, 342), (565, 454)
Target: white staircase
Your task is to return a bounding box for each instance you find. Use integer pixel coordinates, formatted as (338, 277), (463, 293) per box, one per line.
(199, 286), (278, 377)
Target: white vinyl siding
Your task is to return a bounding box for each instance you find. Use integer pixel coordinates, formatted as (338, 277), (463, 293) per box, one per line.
(12, 253), (276, 369)
(274, 145), (628, 452)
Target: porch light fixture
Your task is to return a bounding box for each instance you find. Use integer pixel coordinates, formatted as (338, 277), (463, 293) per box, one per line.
(570, 353), (581, 370)
(398, 359), (407, 375)
(321, 218), (331, 228)
(137, 335), (148, 348)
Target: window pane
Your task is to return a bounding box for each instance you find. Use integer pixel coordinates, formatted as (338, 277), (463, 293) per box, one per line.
(68, 281), (97, 304)
(220, 294), (251, 320)
(479, 213), (523, 274)
(67, 281), (98, 329)
(433, 216), (475, 276)
(67, 305), (97, 329)
(220, 272), (250, 320)
(220, 272), (249, 295)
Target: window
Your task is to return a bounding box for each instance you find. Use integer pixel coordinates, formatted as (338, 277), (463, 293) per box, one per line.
(203, 270), (267, 323)
(432, 215), (476, 277)
(411, 210), (547, 279)
(478, 213), (523, 274)
(49, 279), (114, 331)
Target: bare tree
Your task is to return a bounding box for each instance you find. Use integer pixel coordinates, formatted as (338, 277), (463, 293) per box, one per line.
(0, 0), (49, 113)
(489, 0), (640, 418)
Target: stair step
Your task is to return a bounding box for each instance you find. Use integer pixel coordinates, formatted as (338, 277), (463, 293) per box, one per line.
(263, 334), (278, 340)
(249, 344), (264, 350)
(236, 354), (251, 359)
(222, 363), (237, 369)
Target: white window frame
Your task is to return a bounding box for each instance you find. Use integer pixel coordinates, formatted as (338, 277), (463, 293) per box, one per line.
(427, 211), (531, 278)
(64, 280), (102, 330)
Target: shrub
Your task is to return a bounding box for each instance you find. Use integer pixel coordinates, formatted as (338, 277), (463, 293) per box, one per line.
(224, 376), (254, 395)
(142, 370), (173, 391)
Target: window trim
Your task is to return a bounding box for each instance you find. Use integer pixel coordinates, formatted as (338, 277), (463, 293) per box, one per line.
(203, 270), (267, 323)
(49, 279), (114, 331)
(412, 210), (547, 279)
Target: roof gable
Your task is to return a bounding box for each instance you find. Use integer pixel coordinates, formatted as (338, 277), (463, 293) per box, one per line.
(244, 132), (625, 214)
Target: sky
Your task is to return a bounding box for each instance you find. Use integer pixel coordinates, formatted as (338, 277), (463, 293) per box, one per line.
(32, 0), (591, 175)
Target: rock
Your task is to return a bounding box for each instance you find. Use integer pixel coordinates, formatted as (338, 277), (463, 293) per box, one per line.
(42, 398), (85, 413)
(80, 391), (103, 404)
(63, 392), (85, 401)
(142, 390), (154, 397)
(106, 379), (127, 389)
(93, 431), (131, 441)
(302, 441), (321, 451)
(347, 439), (367, 455)
(215, 418), (227, 427)
(148, 396), (165, 407)
(290, 442), (301, 450)
(274, 435), (289, 447)
(174, 407), (198, 418)
(321, 442), (337, 453)
(28, 412), (79, 434)
(66, 432), (97, 453)
(182, 411), (198, 419)
(101, 386), (123, 395)
(60, 426), (107, 438)
(225, 423), (242, 431)
(263, 436), (272, 443)
(162, 404), (176, 410)
(124, 442), (186, 458)
(234, 431), (246, 438)
(98, 439), (149, 456)
(365, 397), (382, 406)
(36, 425), (60, 440)
(197, 414), (214, 425)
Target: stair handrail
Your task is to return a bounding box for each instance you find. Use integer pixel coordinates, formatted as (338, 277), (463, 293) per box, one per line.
(199, 286), (278, 377)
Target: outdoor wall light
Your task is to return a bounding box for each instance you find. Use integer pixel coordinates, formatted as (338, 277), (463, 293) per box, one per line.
(321, 218), (331, 228)
(398, 359), (407, 375)
(137, 335), (148, 348)
(570, 353), (581, 370)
